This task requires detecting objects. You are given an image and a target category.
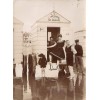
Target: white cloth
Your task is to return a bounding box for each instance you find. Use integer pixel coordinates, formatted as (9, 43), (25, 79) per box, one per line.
(71, 45), (77, 54)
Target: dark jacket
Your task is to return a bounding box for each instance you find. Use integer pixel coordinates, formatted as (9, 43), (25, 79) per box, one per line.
(75, 44), (83, 57)
(38, 54), (47, 68)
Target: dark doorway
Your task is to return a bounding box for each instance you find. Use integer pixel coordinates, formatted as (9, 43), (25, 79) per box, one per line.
(47, 27), (60, 62)
(47, 27), (60, 42)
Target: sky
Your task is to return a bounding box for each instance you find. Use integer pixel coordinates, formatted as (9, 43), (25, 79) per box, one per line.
(13, 0), (86, 32)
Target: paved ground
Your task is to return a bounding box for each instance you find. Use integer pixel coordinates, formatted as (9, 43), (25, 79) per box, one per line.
(14, 62), (86, 100)
(15, 63), (59, 78)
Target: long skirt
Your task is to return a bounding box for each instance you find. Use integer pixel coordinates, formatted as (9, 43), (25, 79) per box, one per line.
(50, 47), (65, 60)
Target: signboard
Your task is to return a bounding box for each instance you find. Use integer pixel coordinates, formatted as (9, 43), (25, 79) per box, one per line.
(48, 11), (60, 21)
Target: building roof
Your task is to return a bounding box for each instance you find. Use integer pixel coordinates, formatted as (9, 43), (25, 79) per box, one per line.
(75, 30), (86, 33)
(13, 17), (24, 25)
(35, 10), (71, 24)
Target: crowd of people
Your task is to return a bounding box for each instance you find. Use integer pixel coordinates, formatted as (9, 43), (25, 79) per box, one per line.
(13, 34), (85, 80)
(47, 34), (85, 79)
(13, 33), (85, 100)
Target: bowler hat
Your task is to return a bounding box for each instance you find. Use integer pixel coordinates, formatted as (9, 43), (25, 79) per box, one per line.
(75, 39), (79, 43)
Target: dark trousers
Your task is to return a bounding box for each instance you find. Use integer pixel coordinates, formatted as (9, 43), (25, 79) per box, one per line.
(13, 64), (16, 77)
(75, 56), (84, 73)
(23, 55), (27, 74)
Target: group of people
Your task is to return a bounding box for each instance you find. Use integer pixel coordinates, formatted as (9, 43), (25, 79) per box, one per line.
(47, 34), (85, 79)
(13, 33), (85, 80)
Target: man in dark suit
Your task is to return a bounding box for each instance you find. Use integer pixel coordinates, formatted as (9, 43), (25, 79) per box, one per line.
(75, 39), (85, 75)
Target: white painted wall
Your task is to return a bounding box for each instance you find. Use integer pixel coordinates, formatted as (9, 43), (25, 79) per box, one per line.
(74, 30), (86, 57)
(13, 17), (24, 64)
(31, 22), (71, 57)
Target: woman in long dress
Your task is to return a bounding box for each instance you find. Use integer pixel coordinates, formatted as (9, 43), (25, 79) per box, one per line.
(49, 34), (65, 68)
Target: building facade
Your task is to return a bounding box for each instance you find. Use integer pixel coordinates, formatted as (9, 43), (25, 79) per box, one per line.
(31, 10), (74, 57)
(13, 17), (24, 64)
(23, 32), (32, 55)
(74, 30), (86, 57)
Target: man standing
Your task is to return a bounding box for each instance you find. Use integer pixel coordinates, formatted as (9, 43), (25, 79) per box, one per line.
(65, 40), (77, 79)
(75, 39), (85, 75)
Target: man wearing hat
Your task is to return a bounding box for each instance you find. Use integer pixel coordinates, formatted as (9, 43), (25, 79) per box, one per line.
(75, 39), (85, 75)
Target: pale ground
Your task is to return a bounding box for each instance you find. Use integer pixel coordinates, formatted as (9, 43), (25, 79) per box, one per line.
(16, 63), (59, 78)
(15, 59), (86, 100)
(15, 63), (59, 100)
(15, 57), (86, 78)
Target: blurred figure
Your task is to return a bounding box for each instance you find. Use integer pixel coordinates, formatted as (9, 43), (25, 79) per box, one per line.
(13, 77), (23, 100)
(22, 72), (27, 92)
(67, 79), (75, 100)
(77, 73), (83, 87)
(28, 54), (33, 74)
(32, 53), (37, 77)
(13, 58), (16, 77)
(28, 71), (39, 100)
(49, 80), (67, 100)
(58, 65), (66, 79)
(75, 73), (85, 100)
(75, 39), (85, 75)
(38, 53), (47, 77)
(49, 34), (65, 68)
(22, 54), (27, 92)
(38, 77), (49, 100)
(28, 53), (37, 78)
(22, 55), (27, 74)
(68, 79), (75, 92)
(65, 40), (77, 79)
(47, 37), (56, 70)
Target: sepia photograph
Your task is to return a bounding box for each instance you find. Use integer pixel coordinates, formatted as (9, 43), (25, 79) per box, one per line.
(13, 0), (86, 100)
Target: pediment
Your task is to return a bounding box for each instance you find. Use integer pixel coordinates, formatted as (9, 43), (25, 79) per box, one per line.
(37, 10), (71, 24)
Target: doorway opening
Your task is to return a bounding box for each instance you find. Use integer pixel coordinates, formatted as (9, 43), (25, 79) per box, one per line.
(47, 27), (60, 42)
(47, 27), (60, 62)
